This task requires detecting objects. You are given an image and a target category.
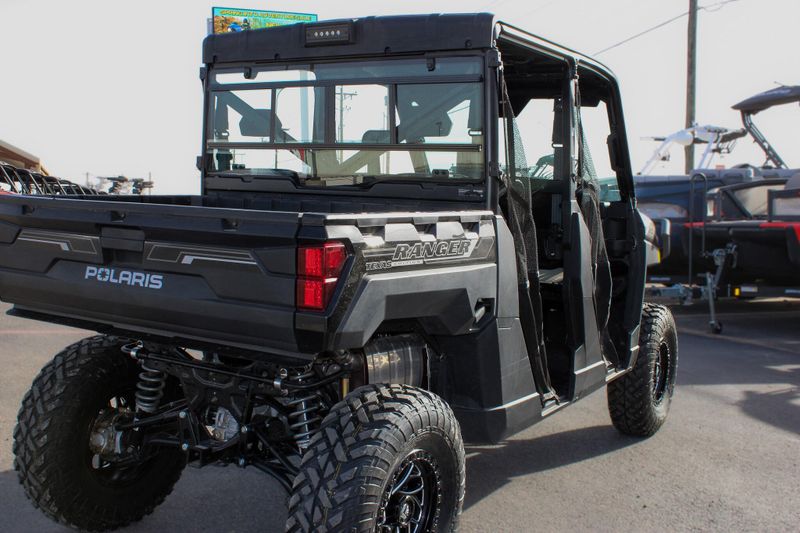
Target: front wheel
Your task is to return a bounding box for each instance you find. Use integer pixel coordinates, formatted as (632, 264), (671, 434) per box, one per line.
(607, 303), (678, 437)
(13, 335), (186, 531)
(286, 384), (466, 532)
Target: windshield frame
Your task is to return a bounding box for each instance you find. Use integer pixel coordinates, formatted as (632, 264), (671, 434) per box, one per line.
(201, 54), (488, 188)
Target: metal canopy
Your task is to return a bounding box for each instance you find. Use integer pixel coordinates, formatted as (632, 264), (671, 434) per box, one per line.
(732, 85), (800, 114)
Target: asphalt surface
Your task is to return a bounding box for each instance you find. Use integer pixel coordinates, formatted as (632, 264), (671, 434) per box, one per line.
(1, 299), (798, 532)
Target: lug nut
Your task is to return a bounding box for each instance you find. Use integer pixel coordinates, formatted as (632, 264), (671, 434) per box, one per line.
(181, 443), (189, 451)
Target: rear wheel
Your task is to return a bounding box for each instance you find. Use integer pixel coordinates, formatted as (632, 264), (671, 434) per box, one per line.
(285, 384), (465, 532)
(607, 303), (678, 437)
(13, 335), (186, 532)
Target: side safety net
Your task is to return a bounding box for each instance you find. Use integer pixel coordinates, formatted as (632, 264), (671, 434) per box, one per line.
(499, 75), (556, 401)
(576, 106), (614, 360)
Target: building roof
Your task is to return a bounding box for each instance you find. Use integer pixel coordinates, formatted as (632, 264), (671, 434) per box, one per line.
(0, 139), (48, 175)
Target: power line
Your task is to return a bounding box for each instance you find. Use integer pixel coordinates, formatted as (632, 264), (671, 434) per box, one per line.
(594, 0), (741, 55)
(594, 11), (688, 55)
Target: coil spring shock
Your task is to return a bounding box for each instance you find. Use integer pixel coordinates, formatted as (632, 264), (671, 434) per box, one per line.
(135, 361), (167, 413)
(287, 368), (322, 450)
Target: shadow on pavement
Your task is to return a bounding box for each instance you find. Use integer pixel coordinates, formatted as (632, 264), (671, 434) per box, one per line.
(4, 426), (637, 529)
(676, 322), (800, 435)
(1, 465), (288, 532)
(738, 387), (800, 436)
(464, 424), (637, 510)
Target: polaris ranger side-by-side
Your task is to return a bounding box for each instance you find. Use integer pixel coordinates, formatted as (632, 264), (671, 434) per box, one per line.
(4, 14), (678, 532)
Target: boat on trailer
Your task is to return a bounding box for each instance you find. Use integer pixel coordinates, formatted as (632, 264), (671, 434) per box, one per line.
(635, 85), (800, 332)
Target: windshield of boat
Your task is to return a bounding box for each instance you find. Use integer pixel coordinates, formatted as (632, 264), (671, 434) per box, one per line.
(732, 183), (787, 217)
(205, 57), (485, 187)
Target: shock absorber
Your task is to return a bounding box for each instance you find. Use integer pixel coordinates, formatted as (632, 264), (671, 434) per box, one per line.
(135, 361), (167, 414)
(287, 368), (322, 450)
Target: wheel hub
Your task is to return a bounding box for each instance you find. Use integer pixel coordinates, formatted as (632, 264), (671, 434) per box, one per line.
(398, 498), (413, 525)
(89, 410), (126, 458)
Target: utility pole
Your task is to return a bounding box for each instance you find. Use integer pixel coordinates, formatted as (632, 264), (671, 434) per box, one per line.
(684, 0), (698, 173)
(336, 87), (356, 162)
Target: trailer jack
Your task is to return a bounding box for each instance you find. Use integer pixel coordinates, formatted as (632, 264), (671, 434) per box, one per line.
(646, 243), (736, 334)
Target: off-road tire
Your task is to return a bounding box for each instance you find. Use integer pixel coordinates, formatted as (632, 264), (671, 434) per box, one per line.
(607, 303), (678, 437)
(285, 384), (465, 532)
(13, 335), (186, 531)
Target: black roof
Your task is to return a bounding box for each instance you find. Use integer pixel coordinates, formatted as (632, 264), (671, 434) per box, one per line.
(203, 13), (496, 64)
(732, 85), (800, 114)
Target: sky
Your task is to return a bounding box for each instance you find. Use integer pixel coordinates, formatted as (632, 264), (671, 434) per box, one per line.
(0, 0), (798, 194)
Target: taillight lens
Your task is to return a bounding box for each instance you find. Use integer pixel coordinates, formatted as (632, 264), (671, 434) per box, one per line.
(298, 242), (347, 278)
(297, 242), (348, 310)
(297, 278), (338, 310)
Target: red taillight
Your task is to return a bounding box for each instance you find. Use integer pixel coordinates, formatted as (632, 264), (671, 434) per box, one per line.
(297, 278), (338, 310)
(298, 242), (347, 278)
(297, 242), (348, 310)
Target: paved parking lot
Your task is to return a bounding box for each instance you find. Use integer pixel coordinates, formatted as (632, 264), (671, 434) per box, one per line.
(1, 299), (798, 532)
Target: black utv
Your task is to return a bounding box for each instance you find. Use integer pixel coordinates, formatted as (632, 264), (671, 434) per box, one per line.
(4, 14), (678, 532)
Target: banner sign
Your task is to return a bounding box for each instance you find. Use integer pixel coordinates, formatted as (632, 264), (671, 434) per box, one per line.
(212, 7), (317, 34)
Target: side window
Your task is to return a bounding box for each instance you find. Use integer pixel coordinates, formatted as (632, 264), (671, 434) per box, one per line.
(515, 99), (559, 180)
(499, 97), (562, 183)
(578, 101), (619, 202)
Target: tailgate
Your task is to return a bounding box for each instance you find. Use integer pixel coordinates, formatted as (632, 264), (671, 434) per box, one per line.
(0, 196), (301, 354)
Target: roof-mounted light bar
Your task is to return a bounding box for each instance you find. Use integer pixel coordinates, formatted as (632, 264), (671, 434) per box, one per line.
(305, 21), (355, 46)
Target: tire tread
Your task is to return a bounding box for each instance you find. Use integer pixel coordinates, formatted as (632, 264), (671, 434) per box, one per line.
(13, 335), (184, 532)
(607, 303), (678, 437)
(285, 384), (465, 533)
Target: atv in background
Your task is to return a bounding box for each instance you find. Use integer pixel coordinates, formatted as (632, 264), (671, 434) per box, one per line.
(4, 14), (677, 532)
(97, 175), (155, 195)
(0, 162), (98, 195)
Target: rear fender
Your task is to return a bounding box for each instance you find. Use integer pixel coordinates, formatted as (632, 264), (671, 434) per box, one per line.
(306, 212), (499, 351)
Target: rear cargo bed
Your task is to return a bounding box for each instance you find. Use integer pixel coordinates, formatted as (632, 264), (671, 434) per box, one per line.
(0, 194), (304, 355)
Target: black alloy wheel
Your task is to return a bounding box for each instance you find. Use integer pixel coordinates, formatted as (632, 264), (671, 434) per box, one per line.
(651, 341), (672, 405)
(378, 450), (442, 532)
(286, 384), (465, 533)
